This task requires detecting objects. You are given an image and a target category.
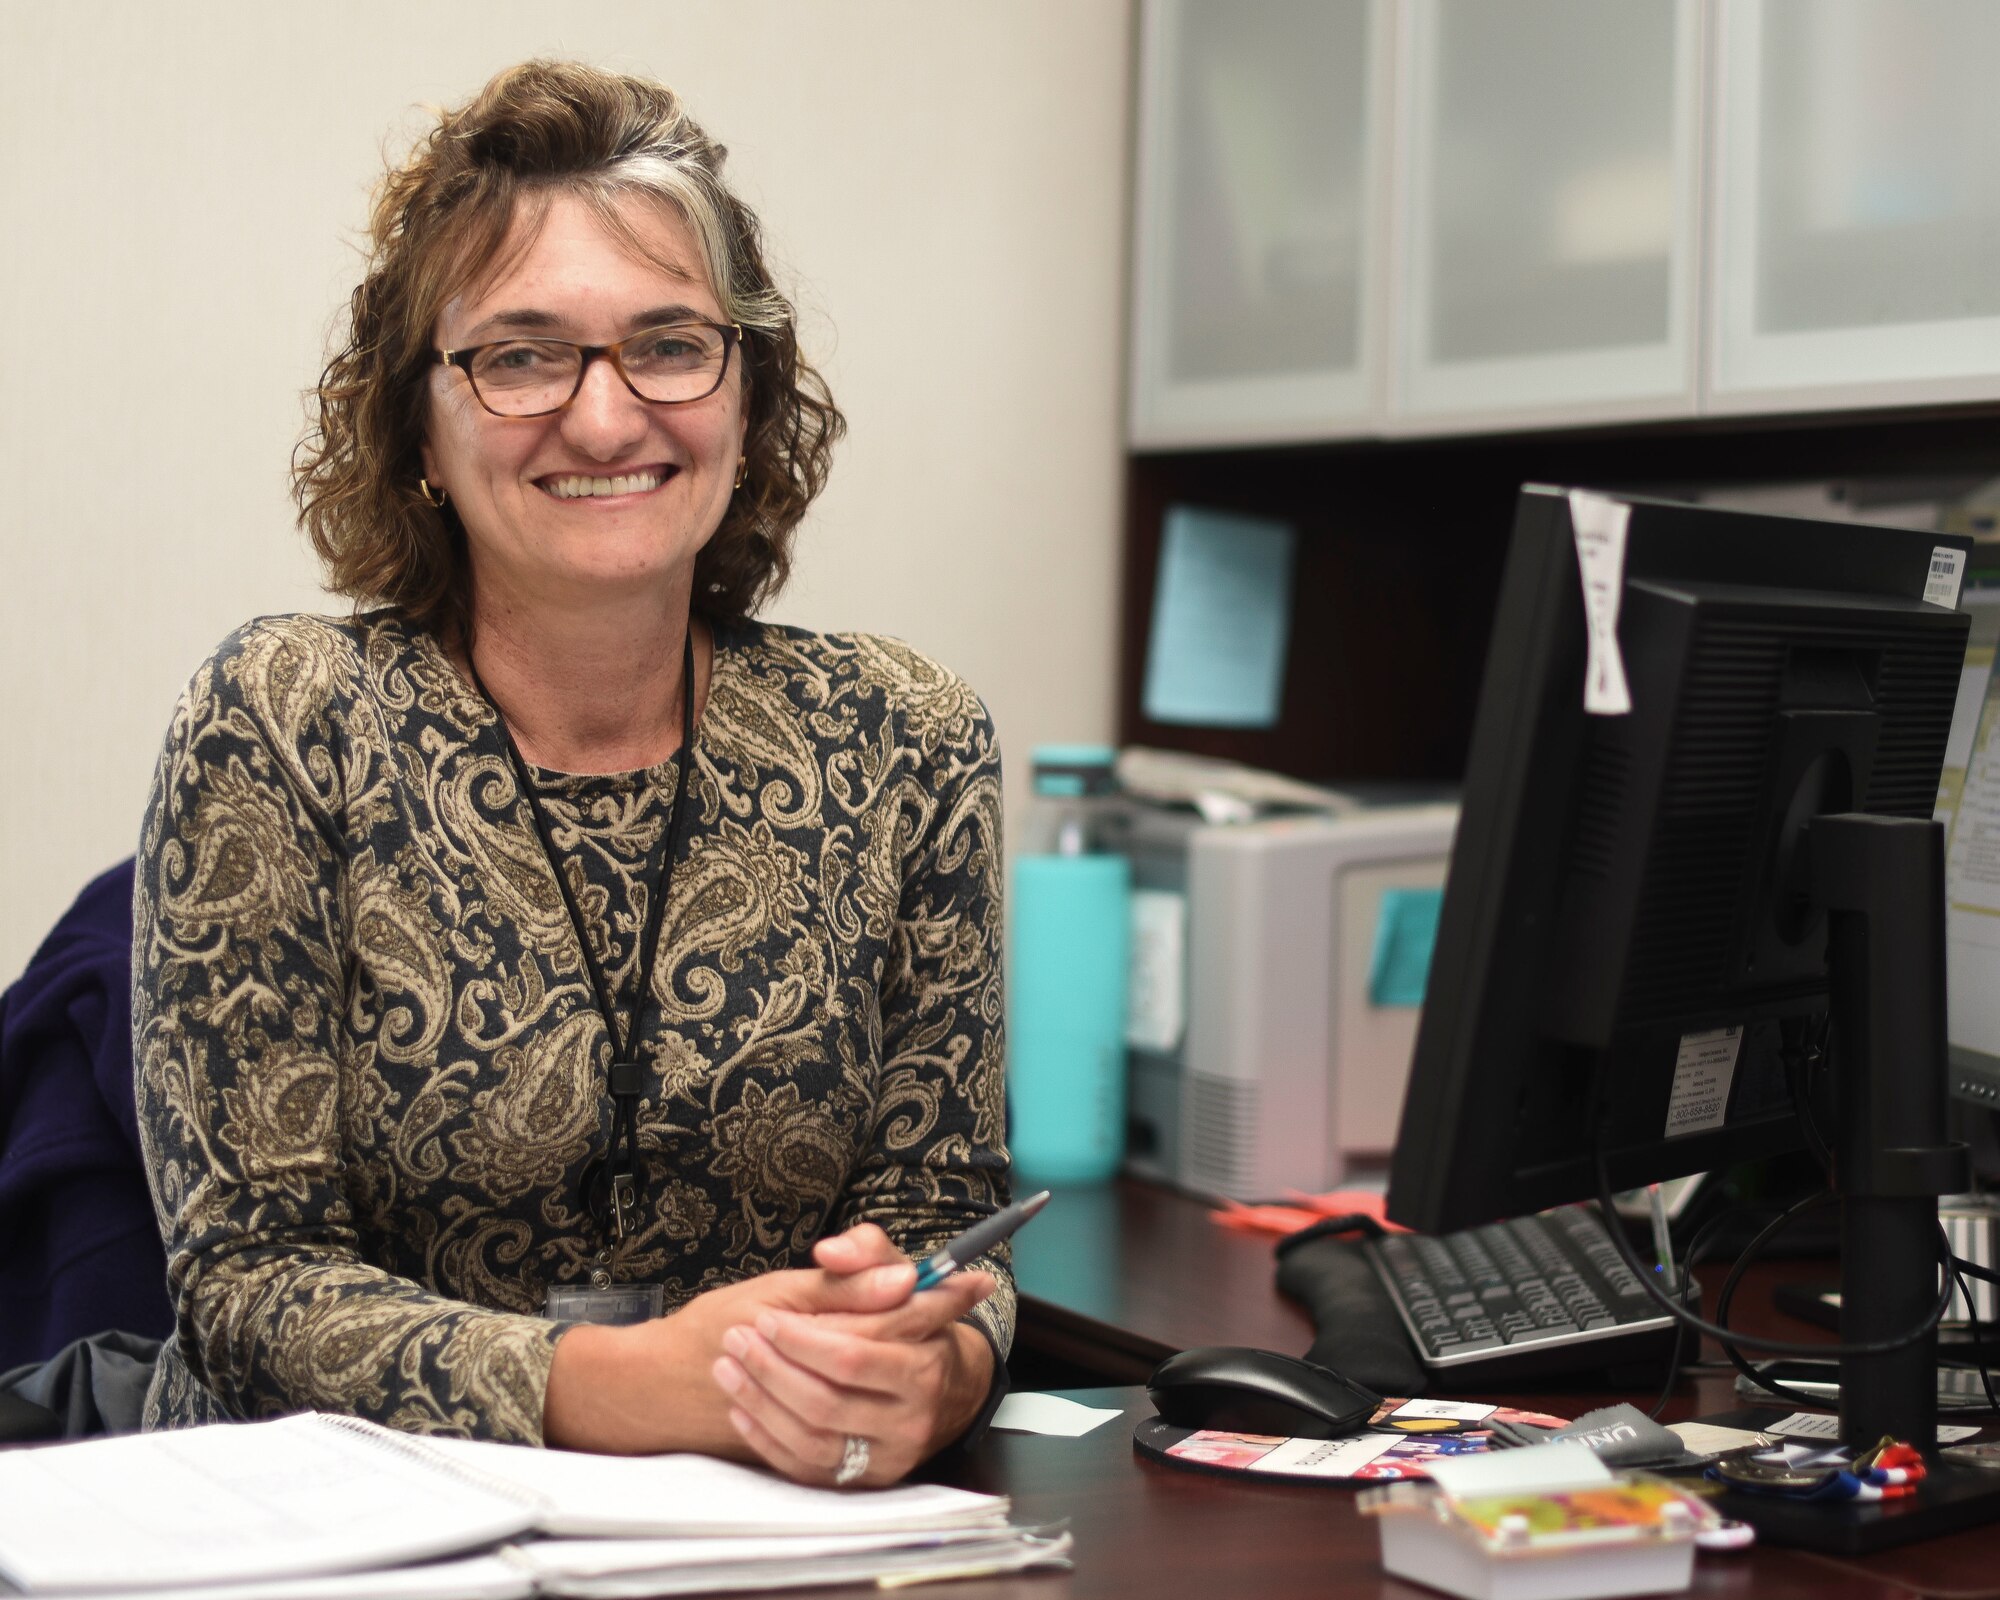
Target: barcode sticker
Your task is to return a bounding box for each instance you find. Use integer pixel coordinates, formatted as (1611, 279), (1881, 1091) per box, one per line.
(1664, 1026), (1743, 1137)
(1926, 546), (1966, 610)
(1568, 490), (1632, 716)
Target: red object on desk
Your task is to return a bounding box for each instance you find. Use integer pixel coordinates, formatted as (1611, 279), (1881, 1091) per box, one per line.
(1210, 1189), (1411, 1237)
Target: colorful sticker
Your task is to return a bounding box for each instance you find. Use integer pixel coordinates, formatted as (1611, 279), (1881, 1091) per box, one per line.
(1452, 1479), (1700, 1543)
(1162, 1430), (1291, 1470)
(1368, 1399), (1569, 1432)
(1348, 1433), (1498, 1480)
(1163, 1427), (1501, 1481)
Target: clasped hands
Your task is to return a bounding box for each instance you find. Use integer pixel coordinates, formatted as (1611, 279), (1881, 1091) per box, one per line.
(543, 1223), (995, 1487)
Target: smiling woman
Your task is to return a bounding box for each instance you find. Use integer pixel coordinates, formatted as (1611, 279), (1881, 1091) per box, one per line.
(132, 61), (1013, 1488)
(417, 189), (754, 743)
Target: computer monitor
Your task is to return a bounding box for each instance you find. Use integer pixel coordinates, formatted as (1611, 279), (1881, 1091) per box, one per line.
(1940, 586), (2000, 1107)
(1385, 486), (1979, 1511)
(1390, 485), (1969, 1230)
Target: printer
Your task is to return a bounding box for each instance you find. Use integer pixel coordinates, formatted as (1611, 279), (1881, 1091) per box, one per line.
(1116, 800), (1459, 1201)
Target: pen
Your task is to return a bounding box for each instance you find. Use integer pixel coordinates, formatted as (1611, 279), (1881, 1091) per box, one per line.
(912, 1190), (1052, 1291)
(1647, 1183), (1678, 1295)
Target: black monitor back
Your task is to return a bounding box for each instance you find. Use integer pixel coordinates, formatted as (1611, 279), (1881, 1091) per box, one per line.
(1387, 486), (1970, 1235)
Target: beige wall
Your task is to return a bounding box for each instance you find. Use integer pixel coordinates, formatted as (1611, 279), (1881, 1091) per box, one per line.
(0, 2), (1132, 982)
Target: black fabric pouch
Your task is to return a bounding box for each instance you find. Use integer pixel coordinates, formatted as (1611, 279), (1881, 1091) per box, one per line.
(1273, 1215), (1428, 1398)
(0, 1330), (161, 1441)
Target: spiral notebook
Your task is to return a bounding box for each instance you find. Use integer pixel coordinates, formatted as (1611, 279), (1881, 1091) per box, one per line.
(0, 1413), (1024, 1595)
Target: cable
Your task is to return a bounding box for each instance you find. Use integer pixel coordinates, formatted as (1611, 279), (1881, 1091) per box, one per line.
(1640, 1195), (1717, 1420)
(1647, 1314), (1689, 1421)
(1711, 1191), (1837, 1409)
(1644, 1195), (1749, 1420)
(1639, 1178), (1812, 1416)
(1731, 1013), (2000, 1408)
(1951, 1254), (2000, 1290)
(1782, 1013), (1835, 1176)
(1593, 1139), (1953, 1357)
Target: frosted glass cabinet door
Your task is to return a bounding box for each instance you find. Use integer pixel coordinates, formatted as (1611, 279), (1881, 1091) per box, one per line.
(1393, 0), (1702, 430)
(1710, 0), (2000, 409)
(1128, 0), (1389, 447)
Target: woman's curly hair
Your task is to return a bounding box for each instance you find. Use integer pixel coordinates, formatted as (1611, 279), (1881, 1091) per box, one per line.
(293, 60), (843, 636)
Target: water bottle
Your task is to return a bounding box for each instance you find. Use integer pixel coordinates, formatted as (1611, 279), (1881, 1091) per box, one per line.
(1008, 745), (1131, 1183)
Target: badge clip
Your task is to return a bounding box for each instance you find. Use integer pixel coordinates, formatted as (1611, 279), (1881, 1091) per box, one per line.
(610, 1170), (639, 1241)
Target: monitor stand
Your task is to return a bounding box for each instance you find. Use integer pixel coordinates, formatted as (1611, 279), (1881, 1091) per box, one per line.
(1703, 815), (2000, 1552)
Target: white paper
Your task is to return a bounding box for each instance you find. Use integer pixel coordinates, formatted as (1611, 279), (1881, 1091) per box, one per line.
(1424, 1441), (1611, 1497)
(48, 1555), (533, 1600)
(1927, 545), (1968, 610)
(503, 1527), (1010, 1581)
(1569, 489), (1633, 716)
(525, 1532), (1072, 1598)
(416, 1435), (1008, 1538)
(1664, 1025), (1743, 1137)
(1390, 1399), (1496, 1423)
(1666, 1421), (1770, 1457)
(1945, 657), (1993, 772)
(1768, 1412), (1981, 1444)
(1244, 1433), (1399, 1478)
(1948, 717), (2000, 916)
(990, 1392), (1124, 1437)
(0, 1415), (538, 1595)
(1124, 889), (1187, 1053)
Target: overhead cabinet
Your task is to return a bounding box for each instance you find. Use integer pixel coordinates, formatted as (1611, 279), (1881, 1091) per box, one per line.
(1129, 0), (2000, 447)
(1392, 0), (1701, 431)
(1127, 0), (1393, 447)
(1708, 0), (2000, 412)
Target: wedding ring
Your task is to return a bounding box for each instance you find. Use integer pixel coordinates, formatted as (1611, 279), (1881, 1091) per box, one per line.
(835, 1433), (871, 1486)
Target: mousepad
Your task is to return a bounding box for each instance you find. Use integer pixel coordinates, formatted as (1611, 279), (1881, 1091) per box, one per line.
(1135, 1400), (1572, 1484)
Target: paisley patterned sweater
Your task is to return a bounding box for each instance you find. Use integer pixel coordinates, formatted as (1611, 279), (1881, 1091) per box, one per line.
(133, 612), (1011, 1441)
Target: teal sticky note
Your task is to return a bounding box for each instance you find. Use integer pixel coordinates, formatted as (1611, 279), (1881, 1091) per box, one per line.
(1369, 888), (1444, 1008)
(1142, 506), (1296, 728)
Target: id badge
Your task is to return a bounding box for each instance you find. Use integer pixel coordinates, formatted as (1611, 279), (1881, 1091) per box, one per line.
(545, 1283), (665, 1325)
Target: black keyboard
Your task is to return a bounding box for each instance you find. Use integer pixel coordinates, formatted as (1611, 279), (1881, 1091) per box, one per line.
(1365, 1205), (1678, 1387)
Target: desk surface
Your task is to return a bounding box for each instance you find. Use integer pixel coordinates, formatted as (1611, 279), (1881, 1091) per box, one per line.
(977, 1178), (2000, 1599)
(939, 1385), (2000, 1599)
(1009, 1180), (1313, 1383)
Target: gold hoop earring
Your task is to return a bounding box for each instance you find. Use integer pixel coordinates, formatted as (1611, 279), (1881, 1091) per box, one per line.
(733, 455), (747, 491)
(419, 477), (448, 509)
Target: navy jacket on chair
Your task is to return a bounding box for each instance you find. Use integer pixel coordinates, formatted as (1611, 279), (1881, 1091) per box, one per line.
(0, 859), (171, 1368)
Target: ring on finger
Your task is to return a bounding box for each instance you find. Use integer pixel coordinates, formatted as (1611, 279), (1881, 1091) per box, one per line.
(835, 1433), (871, 1486)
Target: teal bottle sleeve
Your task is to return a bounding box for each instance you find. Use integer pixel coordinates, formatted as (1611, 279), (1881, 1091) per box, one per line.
(1007, 853), (1131, 1184)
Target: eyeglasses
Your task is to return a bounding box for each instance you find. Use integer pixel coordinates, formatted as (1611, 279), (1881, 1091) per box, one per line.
(437, 320), (743, 417)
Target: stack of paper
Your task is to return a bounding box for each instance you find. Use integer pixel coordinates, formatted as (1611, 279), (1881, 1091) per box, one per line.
(506, 1529), (1070, 1598)
(0, 1414), (1070, 1598)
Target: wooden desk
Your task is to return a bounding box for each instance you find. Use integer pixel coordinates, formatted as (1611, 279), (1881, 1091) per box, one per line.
(939, 1384), (2000, 1599)
(981, 1179), (2000, 1598)
(1008, 1180), (1313, 1385)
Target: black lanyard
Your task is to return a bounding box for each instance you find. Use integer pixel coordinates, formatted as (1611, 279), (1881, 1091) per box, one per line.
(469, 629), (696, 1250)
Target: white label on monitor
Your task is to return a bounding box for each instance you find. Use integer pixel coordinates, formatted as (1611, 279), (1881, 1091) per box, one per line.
(1664, 1026), (1743, 1137)
(1125, 889), (1187, 1053)
(1568, 490), (1632, 716)
(1927, 546), (1967, 610)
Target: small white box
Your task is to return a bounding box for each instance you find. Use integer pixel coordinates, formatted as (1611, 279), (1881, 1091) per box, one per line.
(1363, 1444), (1705, 1600)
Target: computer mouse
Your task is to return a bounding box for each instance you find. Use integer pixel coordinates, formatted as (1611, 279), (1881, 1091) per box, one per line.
(1147, 1345), (1379, 1439)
